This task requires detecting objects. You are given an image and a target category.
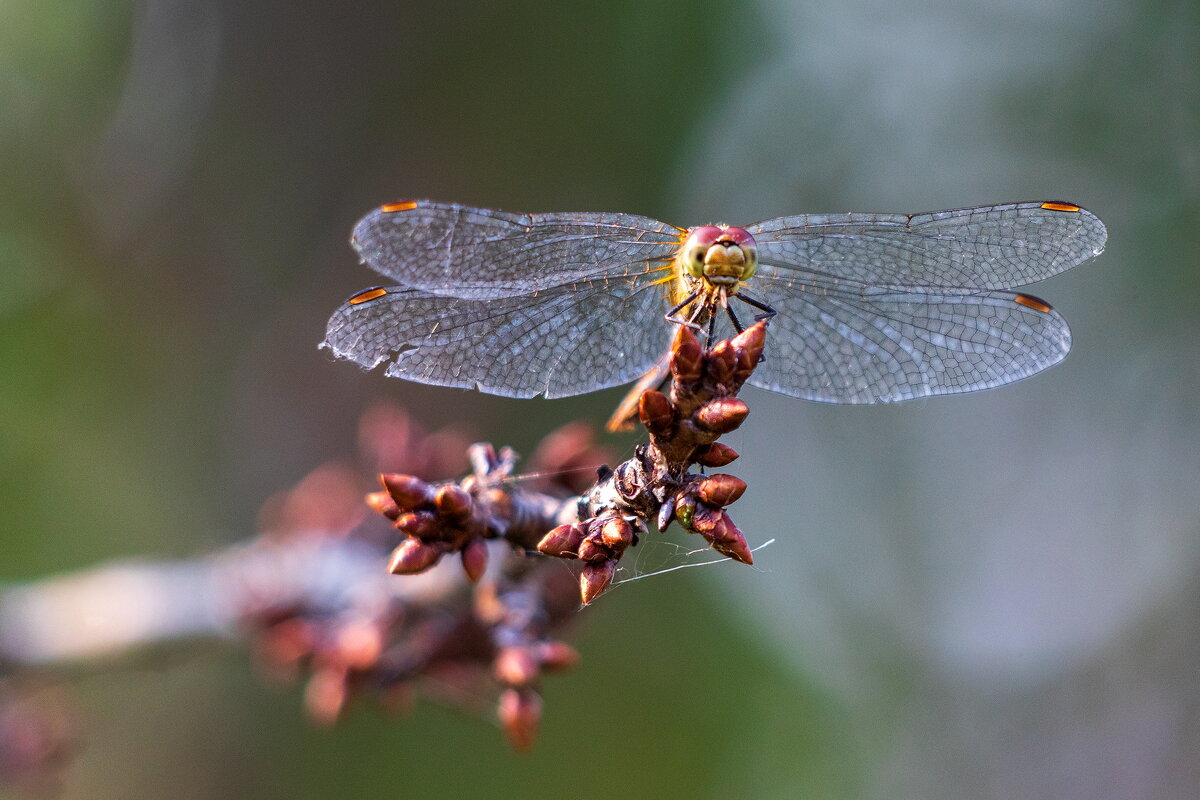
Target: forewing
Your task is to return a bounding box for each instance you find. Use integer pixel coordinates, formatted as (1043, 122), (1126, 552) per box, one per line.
(747, 264), (1072, 403)
(746, 201), (1106, 289)
(322, 281), (673, 399)
(351, 200), (682, 300)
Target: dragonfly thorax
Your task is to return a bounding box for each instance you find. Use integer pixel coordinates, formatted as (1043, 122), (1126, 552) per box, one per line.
(679, 225), (758, 290)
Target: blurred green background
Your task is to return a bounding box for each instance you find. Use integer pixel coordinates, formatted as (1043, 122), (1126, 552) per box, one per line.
(2, 0), (1198, 797)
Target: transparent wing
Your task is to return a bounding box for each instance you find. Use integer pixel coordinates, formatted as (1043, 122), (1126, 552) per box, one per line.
(322, 281), (673, 399)
(745, 263), (1072, 403)
(351, 200), (683, 300)
(746, 201), (1106, 289)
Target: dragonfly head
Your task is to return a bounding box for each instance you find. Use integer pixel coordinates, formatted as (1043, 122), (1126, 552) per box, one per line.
(681, 225), (758, 288)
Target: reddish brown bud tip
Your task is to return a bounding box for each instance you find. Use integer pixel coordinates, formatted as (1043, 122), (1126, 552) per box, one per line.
(599, 517), (634, 550)
(536, 523), (584, 558)
(695, 396), (749, 433)
(689, 503), (722, 533)
(706, 340), (737, 384)
(731, 320), (767, 366)
(580, 560), (618, 604)
(387, 537), (445, 574)
(434, 484), (473, 525)
(697, 473), (747, 507)
(498, 688), (542, 752)
(695, 442), (740, 467)
(460, 538), (489, 582)
(305, 668), (349, 726)
(638, 390), (674, 436)
(335, 620), (385, 671)
(575, 535), (610, 563)
(494, 647), (540, 687)
(380, 473), (434, 509)
(365, 490), (401, 520)
(670, 325), (704, 383)
(535, 641), (581, 672)
(393, 510), (439, 539)
(705, 515), (754, 565)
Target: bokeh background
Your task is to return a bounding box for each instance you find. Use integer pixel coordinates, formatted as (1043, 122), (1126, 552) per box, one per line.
(2, 0), (1198, 797)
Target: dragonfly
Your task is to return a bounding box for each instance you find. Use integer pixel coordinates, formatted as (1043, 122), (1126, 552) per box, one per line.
(323, 199), (1106, 412)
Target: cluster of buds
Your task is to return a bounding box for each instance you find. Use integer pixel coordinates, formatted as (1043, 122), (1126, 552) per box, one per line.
(243, 411), (590, 750)
(531, 321), (766, 603)
(537, 513), (643, 603)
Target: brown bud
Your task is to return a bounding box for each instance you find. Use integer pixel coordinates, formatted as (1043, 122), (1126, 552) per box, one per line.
(379, 473), (434, 509)
(305, 667), (349, 726)
(669, 325), (703, 383)
(498, 688), (542, 752)
(387, 537), (445, 574)
(434, 484), (473, 526)
(703, 514), (754, 565)
(695, 442), (740, 467)
(365, 490), (401, 520)
(689, 503), (722, 533)
(599, 517), (634, 550)
(638, 390), (674, 436)
(535, 641), (580, 672)
(576, 536), (609, 563)
(334, 620), (384, 671)
(393, 510), (439, 539)
(580, 559), (618, 604)
(695, 397), (749, 433)
(697, 473), (747, 507)
(731, 320), (767, 367)
(460, 538), (489, 582)
(706, 340), (737, 384)
(494, 646), (539, 687)
(536, 523), (584, 558)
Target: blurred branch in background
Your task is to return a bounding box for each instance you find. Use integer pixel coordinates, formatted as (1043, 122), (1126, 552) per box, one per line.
(0, 321), (769, 792)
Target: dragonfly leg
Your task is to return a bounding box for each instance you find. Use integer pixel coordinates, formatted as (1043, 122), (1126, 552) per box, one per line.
(664, 290), (703, 331)
(725, 303), (745, 335)
(733, 292), (777, 322)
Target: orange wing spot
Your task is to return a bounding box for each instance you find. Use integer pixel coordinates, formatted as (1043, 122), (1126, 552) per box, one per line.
(647, 273), (676, 287)
(1040, 201), (1082, 212)
(380, 200), (420, 213)
(1014, 293), (1052, 313)
(349, 287), (389, 305)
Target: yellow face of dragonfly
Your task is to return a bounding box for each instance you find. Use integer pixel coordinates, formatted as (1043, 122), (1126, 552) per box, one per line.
(676, 225), (759, 293)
